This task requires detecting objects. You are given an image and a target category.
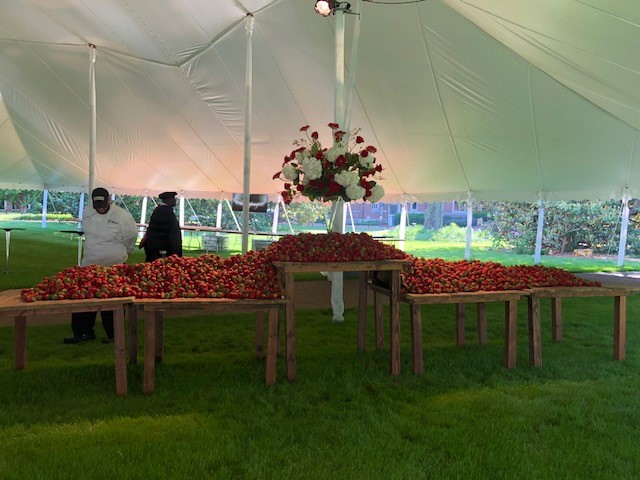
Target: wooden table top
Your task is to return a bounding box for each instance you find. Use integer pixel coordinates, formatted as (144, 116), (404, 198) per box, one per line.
(527, 286), (639, 298)
(0, 289), (135, 315)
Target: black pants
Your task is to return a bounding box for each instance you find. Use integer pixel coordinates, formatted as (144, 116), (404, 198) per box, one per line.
(70, 311), (114, 338)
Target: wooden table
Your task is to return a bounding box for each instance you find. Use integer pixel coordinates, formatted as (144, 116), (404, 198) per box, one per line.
(0, 289), (133, 396)
(132, 297), (287, 394)
(369, 285), (525, 372)
(526, 286), (638, 366)
(272, 259), (410, 381)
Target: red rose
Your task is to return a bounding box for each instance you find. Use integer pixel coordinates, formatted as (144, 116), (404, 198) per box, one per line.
(356, 136), (364, 144)
(272, 171), (281, 179)
(328, 122), (339, 129)
(300, 125), (310, 131)
(366, 145), (377, 153)
(311, 131), (319, 139)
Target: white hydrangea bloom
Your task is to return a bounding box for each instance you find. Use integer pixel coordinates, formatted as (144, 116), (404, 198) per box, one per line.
(346, 184), (366, 200)
(368, 184), (385, 203)
(325, 145), (346, 163)
(295, 150), (310, 163)
(334, 170), (359, 187)
(282, 163), (298, 181)
(301, 156), (322, 180)
(359, 154), (374, 169)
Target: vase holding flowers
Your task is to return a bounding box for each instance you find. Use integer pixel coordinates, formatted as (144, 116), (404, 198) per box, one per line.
(273, 123), (385, 206)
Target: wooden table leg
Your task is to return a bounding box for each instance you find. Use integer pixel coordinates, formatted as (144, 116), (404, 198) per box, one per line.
(265, 308), (279, 386)
(143, 310), (156, 395)
(527, 296), (542, 367)
(389, 270), (401, 376)
(357, 271), (368, 351)
(476, 302), (487, 345)
(155, 311), (164, 363)
(374, 291), (384, 350)
(284, 271), (297, 382)
(551, 297), (562, 341)
(504, 300), (517, 369)
(411, 304), (423, 374)
(614, 295), (627, 361)
(455, 303), (465, 346)
(113, 308), (127, 397)
(255, 311), (265, 360)
(14, 315), (27, 370)
(128, 305), (138, 365)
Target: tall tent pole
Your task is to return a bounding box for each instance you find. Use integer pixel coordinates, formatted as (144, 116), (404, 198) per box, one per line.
(241, 16), (254, 254)
(617, 193), (630, 267)
(534, 196), (545, 265)
(465, 195), (473, 260)
(216, 200), (223, 229)
(272, 196), (280, 234)
(327, 5), (349, 323)
(343, 0), (362, 133)
(88, 45), (97, 194)
(77, 192), (85, 230)
(399, 201), (407, 251)
(41, 189), (48, 228)
(139, 196), (148, 238)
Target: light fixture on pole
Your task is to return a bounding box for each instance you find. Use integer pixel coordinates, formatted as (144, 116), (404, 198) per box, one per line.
(314, 0), (352, 17)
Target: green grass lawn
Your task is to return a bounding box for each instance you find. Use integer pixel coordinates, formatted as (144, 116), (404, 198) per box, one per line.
(1, 221), (640, 478)
(1, 299), (639, 479)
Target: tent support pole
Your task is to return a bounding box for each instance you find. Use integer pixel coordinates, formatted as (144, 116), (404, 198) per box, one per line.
(41, 189), (48, 228)
(399, 201), (407, 251)
(465, 198), (473, 260)
(617, 195), (630, 267)
(216, 200), (223, 229)
(534, 199), (544, 264)
(140, 196), (148, 238)
(241, 16), (254, 254)
(77, 192), (85, 230)
(271, 196), (280, 234)
(88, 45), (97, 195)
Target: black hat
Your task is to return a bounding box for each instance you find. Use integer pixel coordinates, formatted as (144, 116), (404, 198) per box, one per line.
(158, 191), (177, 201)
(91, 187), (110, 209)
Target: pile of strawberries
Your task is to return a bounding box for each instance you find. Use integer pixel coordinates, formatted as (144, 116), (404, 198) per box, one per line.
(402, 257), (600, 294)
(266, 232), (408, 262)
(20, 232), (599, 302)
(21, 250), (283, 302)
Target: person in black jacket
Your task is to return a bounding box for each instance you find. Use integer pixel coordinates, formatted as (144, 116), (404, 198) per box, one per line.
(141, 191), (182, 262)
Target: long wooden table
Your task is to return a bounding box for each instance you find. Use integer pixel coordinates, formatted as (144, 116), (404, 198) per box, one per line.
(526, 286), (637, 366)
(272, 259), (410, 381)
(369, 284), (526, 372)
(132, 297), (287, 394)
(0, 289), (133, 396)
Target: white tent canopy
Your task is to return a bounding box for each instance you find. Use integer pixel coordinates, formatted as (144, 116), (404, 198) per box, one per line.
(0, 0), (638, 203)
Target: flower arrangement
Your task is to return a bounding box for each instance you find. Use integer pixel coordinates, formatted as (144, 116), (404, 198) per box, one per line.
(273, 123), (385, 204)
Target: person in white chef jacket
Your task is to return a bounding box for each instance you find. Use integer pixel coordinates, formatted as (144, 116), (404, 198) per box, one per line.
(63, 187), (138, 344)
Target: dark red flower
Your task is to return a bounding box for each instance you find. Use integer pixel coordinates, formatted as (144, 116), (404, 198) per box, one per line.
(328, 122), (339, 129)
(311, 131), (319, 140)
(300, 125), (310, 132)
(366, 145), (377, 153)
(272, 172), (281, 179)
(356, 136), (364, 144)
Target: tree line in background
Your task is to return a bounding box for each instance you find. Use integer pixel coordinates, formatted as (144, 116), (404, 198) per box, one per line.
(1, 189), (639, 256)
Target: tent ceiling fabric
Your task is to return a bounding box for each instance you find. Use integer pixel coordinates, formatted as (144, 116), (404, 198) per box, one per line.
(0, 0), (638, 202)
